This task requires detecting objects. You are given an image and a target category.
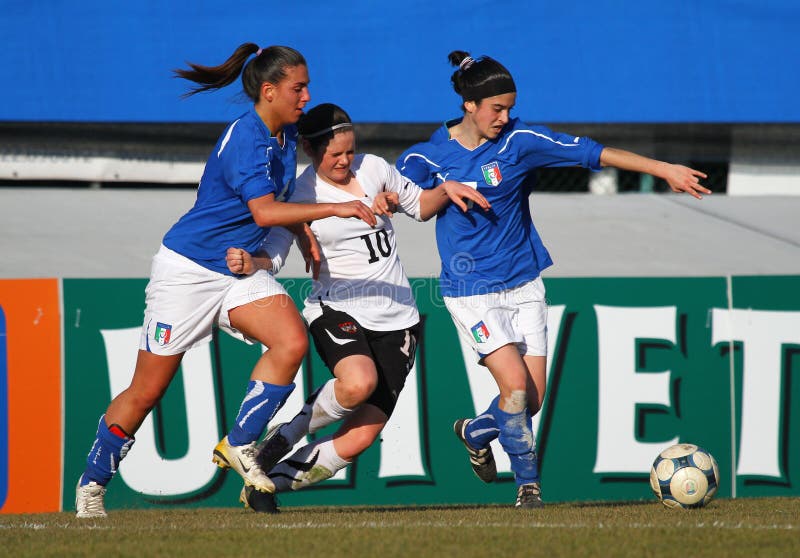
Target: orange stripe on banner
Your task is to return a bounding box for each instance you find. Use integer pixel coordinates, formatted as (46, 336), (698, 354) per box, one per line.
(0, 279), (62, 514)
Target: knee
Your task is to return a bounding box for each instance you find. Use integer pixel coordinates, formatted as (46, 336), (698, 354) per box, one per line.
(277, 333), (309, 366)
(291, 334), (309, 361)
(337, 373), (377, 407)
(502, 389), (527, 414)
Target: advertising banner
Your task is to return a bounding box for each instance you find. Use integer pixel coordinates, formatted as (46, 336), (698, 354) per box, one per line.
(0, 279), (62, 513)
(56, 276), (800, 511)
(3, 2), (799, 123)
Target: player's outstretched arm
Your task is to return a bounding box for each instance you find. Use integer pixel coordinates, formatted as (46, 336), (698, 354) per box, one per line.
(599, 147), (711, 200)
(419, 180), (491, 219)
(248, 196), (377, 228)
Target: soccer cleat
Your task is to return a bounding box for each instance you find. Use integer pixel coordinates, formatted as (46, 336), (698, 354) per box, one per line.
(515, 482), (544, 509)
(75, 478), (108, 519)
(239, 484), (280, 514)
(212, 436), (275, 493)
(255, 423), (293, 473)
(453, 418), (497, 483)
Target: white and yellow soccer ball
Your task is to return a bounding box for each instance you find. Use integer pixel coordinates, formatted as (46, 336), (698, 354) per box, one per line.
(650, 443), (720, 509)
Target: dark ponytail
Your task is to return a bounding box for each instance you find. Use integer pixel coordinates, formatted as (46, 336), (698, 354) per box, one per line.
(297, 103), (353, 154)
(448, 50), (516, 108)
(174, 43), (306, 101)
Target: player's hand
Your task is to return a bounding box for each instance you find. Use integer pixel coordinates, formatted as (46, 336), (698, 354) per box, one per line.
(226, 247), (255, 275)
(663, 164), (711, 200)
(295, 223), (321, 280)
(372, 191), (399, 217)
(332, 200), (378, 227)
(443, 181), (491, 212)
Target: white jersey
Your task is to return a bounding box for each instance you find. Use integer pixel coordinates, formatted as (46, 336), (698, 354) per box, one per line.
(264, 153), (423, 331)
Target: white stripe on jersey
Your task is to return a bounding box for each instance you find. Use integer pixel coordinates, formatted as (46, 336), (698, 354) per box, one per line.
(400, 152), (442, 168)
(497, 129), (580, 154)
(217, 119), (240, 157)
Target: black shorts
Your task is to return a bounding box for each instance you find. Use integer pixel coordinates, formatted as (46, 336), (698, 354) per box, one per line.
(308, 306), (420, 418)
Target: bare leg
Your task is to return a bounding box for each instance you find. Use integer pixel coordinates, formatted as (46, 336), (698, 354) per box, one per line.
(331, 404), (387, 461)
(105, 350), (184, 434)
(228, 294), (308, 385)
(483, 344), (529, 411)
(522, 354), (547, 416)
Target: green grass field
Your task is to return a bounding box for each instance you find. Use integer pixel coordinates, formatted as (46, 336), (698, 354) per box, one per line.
(2, 498), (798, 557)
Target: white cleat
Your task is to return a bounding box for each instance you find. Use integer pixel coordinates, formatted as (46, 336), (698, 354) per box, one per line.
(212, 436), (275, 493)
(75, 479), (108, 519)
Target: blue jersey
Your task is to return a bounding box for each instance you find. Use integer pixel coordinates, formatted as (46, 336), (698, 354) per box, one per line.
(397, 117), (604, 297)
(163, 106), (298, 275)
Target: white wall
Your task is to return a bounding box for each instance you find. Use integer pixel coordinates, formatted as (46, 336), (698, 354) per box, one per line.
(2, 189), (799, 279)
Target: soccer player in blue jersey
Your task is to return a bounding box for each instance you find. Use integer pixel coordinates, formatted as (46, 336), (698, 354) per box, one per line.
(75, 44), (376, 519)
(397, 50), (711, 508)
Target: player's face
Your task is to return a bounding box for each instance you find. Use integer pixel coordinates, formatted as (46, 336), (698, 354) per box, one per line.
(469, 92), (516, 140)
(269, 64), (311, 125)
(314, 130), (356, 185)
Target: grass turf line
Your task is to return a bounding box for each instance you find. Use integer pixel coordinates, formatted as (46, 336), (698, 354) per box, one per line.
(1, 498), (799, 558)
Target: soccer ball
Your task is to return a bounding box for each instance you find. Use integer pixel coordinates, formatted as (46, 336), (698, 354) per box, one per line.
(650, 443), (719, 509)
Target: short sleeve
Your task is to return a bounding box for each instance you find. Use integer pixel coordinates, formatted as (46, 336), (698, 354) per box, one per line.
(260, 226), (294, 275)
(396, 144), (439, 190)
(377, 156), (423, 220)
(218, 122), (277, 203)
(508, 124), (605, 171)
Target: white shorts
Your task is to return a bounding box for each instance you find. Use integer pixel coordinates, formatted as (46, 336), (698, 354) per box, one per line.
(443, 277), (547, 364)
(139, 245), (289, 355)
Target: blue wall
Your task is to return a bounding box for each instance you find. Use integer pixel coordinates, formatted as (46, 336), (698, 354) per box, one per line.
(3, 1), (798, 123)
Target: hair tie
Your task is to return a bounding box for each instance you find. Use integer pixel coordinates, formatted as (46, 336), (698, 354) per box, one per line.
(302, 122), (353, 139)
(256, 47), (263, 57)
(459, 56), (475, 71)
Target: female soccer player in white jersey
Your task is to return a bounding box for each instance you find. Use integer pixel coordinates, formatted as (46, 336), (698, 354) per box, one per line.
(396, 50), (711, 508)
(75, 45), (377, 519)
(225, 103), (488, 508)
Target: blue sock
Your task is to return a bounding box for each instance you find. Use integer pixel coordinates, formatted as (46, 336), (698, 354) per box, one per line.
(495, 403), (540, 486)
(80, 415), (135, 487)
(464, 395), (500, 449)
(227, 381), (295, 446)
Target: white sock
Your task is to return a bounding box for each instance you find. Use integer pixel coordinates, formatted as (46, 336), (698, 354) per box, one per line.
(309, 379), (352, 433)
(269, 435), (350, 492)
(280, 379), (352, 445)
